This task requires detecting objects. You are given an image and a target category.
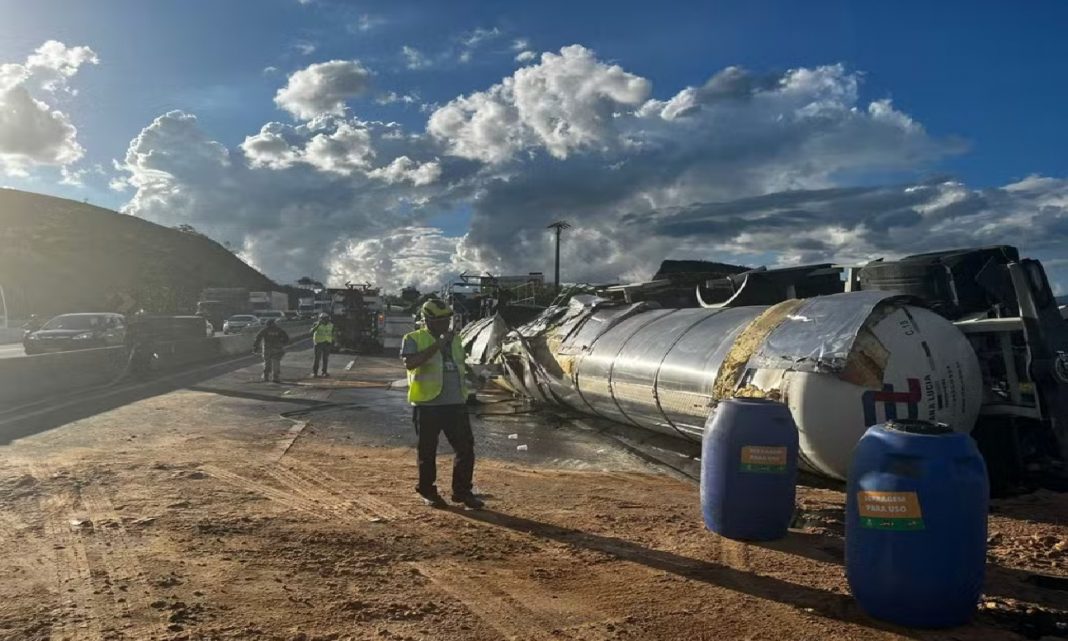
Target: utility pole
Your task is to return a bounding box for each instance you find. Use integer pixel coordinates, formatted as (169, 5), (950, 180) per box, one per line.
(546, 221), (571, 292)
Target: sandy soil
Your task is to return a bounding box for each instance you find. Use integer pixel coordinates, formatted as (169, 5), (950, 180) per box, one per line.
(0, 349), (1065, 641)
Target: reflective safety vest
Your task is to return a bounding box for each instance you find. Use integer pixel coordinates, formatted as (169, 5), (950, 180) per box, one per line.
(313, 322), (335, 344)
(405, 329), (469, 404)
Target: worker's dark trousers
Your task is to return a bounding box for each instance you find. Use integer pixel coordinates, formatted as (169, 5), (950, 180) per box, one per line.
(413, 404), (475, 498)
(313, 342), (331, 374)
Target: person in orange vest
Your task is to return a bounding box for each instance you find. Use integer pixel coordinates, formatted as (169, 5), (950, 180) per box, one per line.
(400, 300), (482, 509)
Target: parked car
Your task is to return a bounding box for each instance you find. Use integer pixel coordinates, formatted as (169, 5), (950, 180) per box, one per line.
(222, 314), (261, 335)
(23, 313), (127, 355)
(283, 310), (300, 321)
(254, 310), (286, 323)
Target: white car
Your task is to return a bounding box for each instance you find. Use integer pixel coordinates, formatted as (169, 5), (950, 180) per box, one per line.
(223, 314), (261, 334)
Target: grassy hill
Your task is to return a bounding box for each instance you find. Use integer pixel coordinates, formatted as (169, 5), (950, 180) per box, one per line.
(0, 188), (278, 318)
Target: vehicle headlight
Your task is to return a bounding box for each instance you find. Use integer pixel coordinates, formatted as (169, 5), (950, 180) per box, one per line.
(27, 334), (39, 340)
(72, 332), (94, 340)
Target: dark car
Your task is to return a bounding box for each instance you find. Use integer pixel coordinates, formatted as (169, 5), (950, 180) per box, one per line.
(23, 313), (127, 355)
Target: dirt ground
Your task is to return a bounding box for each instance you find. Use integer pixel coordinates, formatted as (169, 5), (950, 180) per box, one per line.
(0, 347), (1066, 641)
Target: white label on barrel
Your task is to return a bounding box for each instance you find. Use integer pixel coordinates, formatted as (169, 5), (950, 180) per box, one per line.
(740, 446), (788, 473)
(857, 491), (925, 531)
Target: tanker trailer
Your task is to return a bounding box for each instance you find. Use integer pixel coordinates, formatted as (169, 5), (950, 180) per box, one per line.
(462, 291), (982, 482)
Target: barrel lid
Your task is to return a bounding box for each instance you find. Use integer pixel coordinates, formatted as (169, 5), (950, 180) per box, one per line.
(883, 419), (953, 435)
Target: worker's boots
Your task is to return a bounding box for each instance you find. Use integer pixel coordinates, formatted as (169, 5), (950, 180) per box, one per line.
(417, 489), (448, 508)
(451, 494), (485, 510)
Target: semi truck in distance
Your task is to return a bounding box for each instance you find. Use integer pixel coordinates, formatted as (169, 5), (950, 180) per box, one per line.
(195, 288), (251, 331)
(196, 288), (289, 331)
(249, 291), (288, 313)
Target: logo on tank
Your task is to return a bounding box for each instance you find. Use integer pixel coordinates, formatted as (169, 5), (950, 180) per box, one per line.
(856, 490), (924, 531)
(739, 446), (788, 473)
(861, 378), (922, 426)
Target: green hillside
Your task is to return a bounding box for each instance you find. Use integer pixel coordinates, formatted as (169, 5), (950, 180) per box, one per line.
(0, 188), (277, 318)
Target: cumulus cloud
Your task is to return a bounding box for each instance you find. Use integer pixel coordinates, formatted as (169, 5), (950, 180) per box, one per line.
(119, 111), (469, 282)
(428, 45), (651, 162)
(117, 45), (1068, 293)
(328, 227), (473, 291)
(240, 116), (446, 183)
(367, 156), (442, 186)
(0, 40), (98, 173)
(274, 60), (373, 120)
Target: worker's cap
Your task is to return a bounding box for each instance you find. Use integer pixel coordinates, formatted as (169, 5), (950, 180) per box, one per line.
(265, 318), (276, 326)
(421, 300), (453, 319)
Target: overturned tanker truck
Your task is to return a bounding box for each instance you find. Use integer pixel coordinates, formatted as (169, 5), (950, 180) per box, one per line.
(461, 246), (1068, 491)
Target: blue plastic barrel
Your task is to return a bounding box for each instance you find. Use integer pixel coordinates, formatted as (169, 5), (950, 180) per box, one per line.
(846, 420), (988, 628)
(701, 397), (799, 541)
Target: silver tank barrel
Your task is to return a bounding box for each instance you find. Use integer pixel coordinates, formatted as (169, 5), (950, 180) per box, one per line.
(463, 292), (982, 480)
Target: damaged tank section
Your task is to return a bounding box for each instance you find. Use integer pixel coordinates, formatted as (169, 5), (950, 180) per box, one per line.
(462, 291), (983, 481)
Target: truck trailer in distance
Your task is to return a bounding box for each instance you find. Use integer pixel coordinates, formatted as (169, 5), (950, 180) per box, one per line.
(195, 288), (251, 331)
(249, 291), (288, 313)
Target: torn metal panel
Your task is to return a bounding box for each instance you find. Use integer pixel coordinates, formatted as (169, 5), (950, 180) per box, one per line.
(743, 292), (906, 374)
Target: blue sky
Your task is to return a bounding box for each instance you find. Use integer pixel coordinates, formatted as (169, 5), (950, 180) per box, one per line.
(2, 0), (1068, 290)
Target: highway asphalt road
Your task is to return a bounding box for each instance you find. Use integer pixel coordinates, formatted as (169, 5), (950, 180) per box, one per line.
(0, 343), (25, 359)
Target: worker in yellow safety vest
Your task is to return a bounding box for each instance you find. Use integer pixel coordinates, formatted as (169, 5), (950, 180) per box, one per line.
(311, 312), (337, 377)
(400, 300), (482, 509)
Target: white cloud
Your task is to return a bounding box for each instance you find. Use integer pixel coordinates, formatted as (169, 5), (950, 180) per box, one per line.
(262, 66), (279, 75)
(367, 156), (442, 186)
(293, 41), (317, 56)
(25, 40), (99, 94)
(274, 60), (373, 120)
(241, 118), (378, 175)
(118, 111), (466, 283)
(328, 227), (475, 291)
(58, 163), (104, 186)
(376, 91), (418, 105)
(461, 27), (502, 48)
(512, 38), (530, 52)
(402, 46), (431, 70)
(515, 50), (536, 63)
(0, 41), (98, 173)
(241, 121), (303, 169)
(457, 27), (504, 64)
(116, 44), (1068, 294)
(303, 121), (376, 174)
(429, 45), (651, 162)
